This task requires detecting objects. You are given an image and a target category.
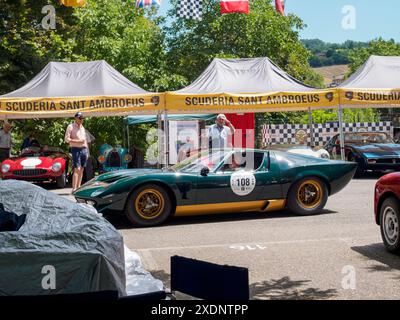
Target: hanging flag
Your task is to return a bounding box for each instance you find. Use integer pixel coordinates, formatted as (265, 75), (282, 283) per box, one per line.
(275, 0), (285, 15)
(136, 0), (161, 8)
(220, 0), (249, 14)
(60, 0), (86, 7)
(177, 0), (202, 21)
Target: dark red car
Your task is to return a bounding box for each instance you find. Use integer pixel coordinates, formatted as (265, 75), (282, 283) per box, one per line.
(1, 146), (71, 188)
(374, 172), (400, 254)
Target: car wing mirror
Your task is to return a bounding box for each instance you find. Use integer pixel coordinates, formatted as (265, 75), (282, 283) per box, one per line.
(200, 166), (210, 177)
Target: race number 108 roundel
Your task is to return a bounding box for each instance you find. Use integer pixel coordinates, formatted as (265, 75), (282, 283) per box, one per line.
(230, 172), (256, 196)
(220, 0), (249, 14)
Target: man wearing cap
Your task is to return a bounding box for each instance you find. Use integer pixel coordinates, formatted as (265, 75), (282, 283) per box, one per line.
(64, 112), (88, 192)
(0, 122), (12, 163)
(207, 114), (236, 150)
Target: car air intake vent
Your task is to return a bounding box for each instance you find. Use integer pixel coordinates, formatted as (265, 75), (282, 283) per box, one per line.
(13, 169), (47, 176)
(108, 151), (121, 168)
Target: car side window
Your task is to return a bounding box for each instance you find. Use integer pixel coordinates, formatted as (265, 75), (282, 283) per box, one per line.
(219, 151), (265, 173)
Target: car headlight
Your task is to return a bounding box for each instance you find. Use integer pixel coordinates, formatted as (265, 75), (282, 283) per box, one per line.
(124, 154), (132, 163)
(98, 155), (106, 164)
(52, 162), (62, 172)
(1, 164), (10, 173)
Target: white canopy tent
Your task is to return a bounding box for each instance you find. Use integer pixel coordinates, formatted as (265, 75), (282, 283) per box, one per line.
(337, 55), (400, 159)
(0, 60), (163, 119)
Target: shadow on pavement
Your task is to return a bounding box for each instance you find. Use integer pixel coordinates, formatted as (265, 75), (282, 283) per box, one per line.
(351, 243), (400, 274)
(105, 208), (338, 230)
(250, 276), (337, 300)
(146, 271), (338, 300)
(352, 172), (389, 180)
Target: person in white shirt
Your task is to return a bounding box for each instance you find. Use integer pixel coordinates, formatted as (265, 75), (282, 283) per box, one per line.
(0, 122), (12, 163)
(207, 114), (235, 150)
(64, 112), (88, 192)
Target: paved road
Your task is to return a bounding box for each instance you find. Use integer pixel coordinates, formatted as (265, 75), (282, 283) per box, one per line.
(54, 178), (400, 300)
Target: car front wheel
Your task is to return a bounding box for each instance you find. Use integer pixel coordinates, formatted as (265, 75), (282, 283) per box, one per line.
(380, 197), (400, 254)
(287, 177), (328, 216)
(126, 184), (172, 227)
(56, 171), (67, 189)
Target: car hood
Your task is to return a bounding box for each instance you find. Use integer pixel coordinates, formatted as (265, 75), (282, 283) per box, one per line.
(95, 168), (164, 183)
(351, 143), (400, 157)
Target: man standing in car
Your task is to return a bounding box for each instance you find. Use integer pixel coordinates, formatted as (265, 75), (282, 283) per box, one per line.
(64, 112), (88, 192)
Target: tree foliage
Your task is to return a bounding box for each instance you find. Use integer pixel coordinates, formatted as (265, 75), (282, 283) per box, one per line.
(302, 39), (368, 68)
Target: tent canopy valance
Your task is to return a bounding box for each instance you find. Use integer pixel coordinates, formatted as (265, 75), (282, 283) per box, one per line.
(339, 55), (400, 108)
(0, 60), (163, 119)
(166, 57), (338, 113)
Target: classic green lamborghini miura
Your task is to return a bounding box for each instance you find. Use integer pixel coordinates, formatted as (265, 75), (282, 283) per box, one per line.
(73, 149), (357, 227)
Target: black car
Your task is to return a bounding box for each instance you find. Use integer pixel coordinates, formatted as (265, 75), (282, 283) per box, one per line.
(325, 132), (400, 174)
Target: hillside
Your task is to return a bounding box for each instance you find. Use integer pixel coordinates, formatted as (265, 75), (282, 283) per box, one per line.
(312, 64), (349, 87)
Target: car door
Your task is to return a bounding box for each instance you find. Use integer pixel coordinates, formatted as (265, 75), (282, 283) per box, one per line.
(195, 150), (279, 205)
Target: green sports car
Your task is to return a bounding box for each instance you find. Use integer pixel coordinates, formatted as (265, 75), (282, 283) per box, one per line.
(73, 149), (357, 227)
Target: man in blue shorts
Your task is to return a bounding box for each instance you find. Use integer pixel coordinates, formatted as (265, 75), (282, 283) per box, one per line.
(64, 112), (88, 192)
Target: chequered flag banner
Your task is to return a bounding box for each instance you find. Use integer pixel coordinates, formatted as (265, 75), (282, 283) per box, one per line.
(261, 121), (393, 147)
(177, 0), (203, 20)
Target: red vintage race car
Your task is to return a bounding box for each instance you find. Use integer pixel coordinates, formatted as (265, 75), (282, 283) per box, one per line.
(374, 172), (400, 254)
(1, 146), (71, 188)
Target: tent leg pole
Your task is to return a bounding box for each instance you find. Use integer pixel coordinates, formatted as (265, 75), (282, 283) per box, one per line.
(157, 112), (162, 169)
(164, 110), (169, 167)
(338, 105), (345, 161)
(308, 108), (313, 148)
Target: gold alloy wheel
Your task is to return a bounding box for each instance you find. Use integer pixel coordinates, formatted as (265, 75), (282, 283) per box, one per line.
(134, 189), (165, 220)
(296, 180), (323, 209)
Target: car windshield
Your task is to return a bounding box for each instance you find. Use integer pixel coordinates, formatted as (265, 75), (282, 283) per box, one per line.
(344, 132), (393, 144)
(21, 146), (65, 158)
(170, 150), (229, 173)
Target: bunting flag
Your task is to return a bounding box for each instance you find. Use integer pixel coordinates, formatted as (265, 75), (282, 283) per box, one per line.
(220, 0), (249, 14)
(177, 0), (203, 21)
(275, 0), (285, 15)
(136, 0), (161, 8)
(60, 0), (86, 7)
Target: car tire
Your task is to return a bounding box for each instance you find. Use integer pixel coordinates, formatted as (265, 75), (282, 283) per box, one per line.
(380, 197), (400, 254)
(287, 177), (328, 216)
(126, 184), (172, 227)
(56, 171), (67, 189)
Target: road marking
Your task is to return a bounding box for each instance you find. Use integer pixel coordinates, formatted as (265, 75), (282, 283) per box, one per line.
(134, 236), (378, 253)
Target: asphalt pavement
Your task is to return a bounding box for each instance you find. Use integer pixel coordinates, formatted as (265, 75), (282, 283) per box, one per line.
(53, 177), (400, 300)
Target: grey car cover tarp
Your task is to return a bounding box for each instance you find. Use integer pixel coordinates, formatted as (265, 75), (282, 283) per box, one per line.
(339, 55), (400, 107)
(0, 60), (164, 119)
(0, 180), (126, 296)
(165, 57), (339, 113)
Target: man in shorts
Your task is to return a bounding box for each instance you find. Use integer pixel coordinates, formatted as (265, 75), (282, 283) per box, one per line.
(64, 112), (88, 192)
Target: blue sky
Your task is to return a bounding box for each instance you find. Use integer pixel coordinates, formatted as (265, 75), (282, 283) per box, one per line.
(157, 0), (400, 44)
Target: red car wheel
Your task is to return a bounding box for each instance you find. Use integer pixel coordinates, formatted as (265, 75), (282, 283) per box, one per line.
(380, 197), (400, 254)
